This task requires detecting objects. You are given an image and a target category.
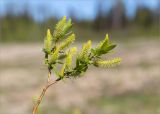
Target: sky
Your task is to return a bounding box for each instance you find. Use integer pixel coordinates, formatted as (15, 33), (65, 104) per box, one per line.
(0, 0), (159, 21)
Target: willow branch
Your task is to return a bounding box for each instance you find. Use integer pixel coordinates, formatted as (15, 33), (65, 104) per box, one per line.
(32, 77), (61, 114)
(47, 69), (51, 82)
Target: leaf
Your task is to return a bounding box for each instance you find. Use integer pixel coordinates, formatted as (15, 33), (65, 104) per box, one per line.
(52, 65), (60, 77)
(96, 44), (117, 56)
(103, 44), (116, 52)
(92, 34), (116, 56)
(97, 34), (109, 49)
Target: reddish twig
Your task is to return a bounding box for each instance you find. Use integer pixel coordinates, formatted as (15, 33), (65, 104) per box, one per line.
(32, 77), (61, 114)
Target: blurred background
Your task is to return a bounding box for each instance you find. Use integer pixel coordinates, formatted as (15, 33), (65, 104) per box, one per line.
(0, 0), (160, 114)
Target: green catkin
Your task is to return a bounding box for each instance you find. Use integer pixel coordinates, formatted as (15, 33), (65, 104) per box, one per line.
(93, 58), (122, 68)
(49, 47), (59, 64)
(63, 19), (72, 34)
(44, 29), (52, 53)
(65, 47), (77, 70)
(55, 16), (67, 30)
(59, 47), (77, 77)
(79, 40), (92, 60)
(53, 16), (67, 40)
(59, 34), (75, 50)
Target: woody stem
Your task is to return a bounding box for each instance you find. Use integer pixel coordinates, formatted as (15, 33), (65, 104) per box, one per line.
(32, 77), (61, 114)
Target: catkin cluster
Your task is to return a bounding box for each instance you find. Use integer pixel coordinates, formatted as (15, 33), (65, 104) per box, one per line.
(43, 16), (121, 79)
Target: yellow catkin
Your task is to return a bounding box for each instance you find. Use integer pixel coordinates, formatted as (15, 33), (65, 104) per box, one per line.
(59, 34), (75, 50)
(94, 58), (121, 68)
(44, 29), (52, 51)
(66, 47), (77, 69)
(79, 40), (92, 59)
(60, 47), (77, 77)
(50, 47), (59, 63)
(55, 16), (66, 30)
(53, 16), (67, 39)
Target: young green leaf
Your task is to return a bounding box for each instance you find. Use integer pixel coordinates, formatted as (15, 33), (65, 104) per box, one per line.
(97, 34), (109, 49)
(92, 34), (116, 56)
(52, 65), (61, 77)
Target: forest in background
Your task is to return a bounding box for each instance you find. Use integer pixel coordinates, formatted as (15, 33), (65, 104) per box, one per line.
(0, 1), (159, 42)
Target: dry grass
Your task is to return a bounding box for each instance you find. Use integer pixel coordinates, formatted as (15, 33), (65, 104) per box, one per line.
(0, 39), (160, 114)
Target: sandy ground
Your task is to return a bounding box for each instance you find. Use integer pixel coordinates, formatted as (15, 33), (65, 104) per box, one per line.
(0, 40), (160, 114)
